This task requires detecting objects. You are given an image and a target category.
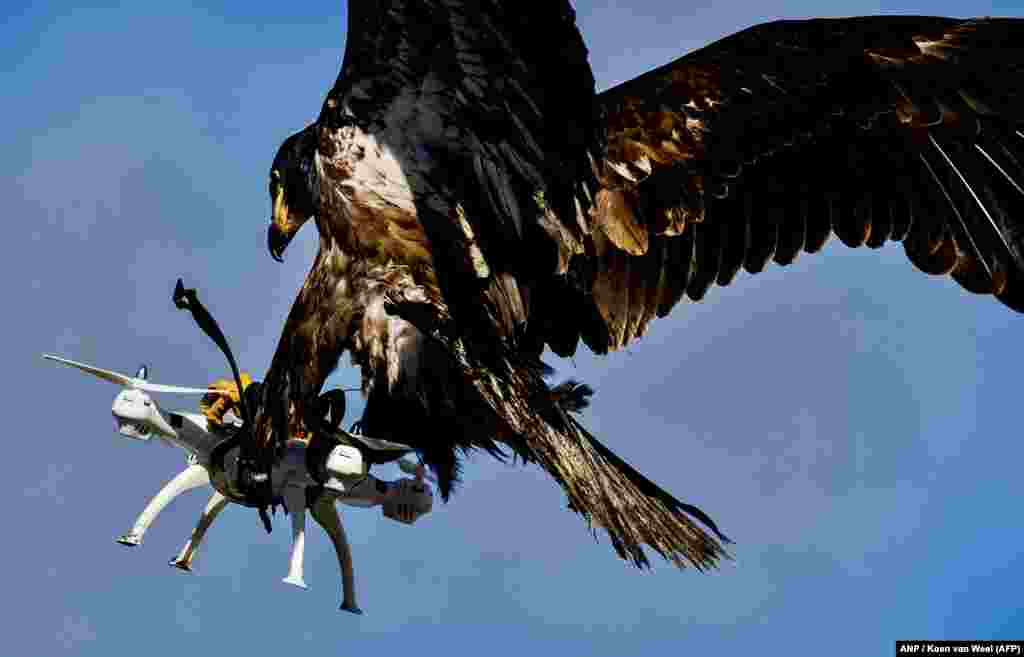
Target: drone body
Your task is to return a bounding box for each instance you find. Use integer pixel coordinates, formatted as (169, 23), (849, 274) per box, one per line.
(43, 354), (433, 614)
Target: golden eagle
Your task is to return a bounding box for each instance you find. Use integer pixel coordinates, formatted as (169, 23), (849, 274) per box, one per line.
(256, 6), (1024, 570)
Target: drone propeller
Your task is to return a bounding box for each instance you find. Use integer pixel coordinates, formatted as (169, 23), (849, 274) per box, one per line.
(41, 354), (228, 396)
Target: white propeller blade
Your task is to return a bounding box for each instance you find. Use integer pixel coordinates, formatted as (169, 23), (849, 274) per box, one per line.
(41, 354), (228, 395)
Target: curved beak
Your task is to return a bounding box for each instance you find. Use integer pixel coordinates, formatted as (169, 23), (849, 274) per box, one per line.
(268, 222), (292, 263)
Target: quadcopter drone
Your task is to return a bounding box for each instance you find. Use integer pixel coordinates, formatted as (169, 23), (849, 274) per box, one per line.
(41, 282), (435, 614)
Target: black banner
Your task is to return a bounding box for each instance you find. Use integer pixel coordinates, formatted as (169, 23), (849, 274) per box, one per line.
(897, 641), (1024, 655)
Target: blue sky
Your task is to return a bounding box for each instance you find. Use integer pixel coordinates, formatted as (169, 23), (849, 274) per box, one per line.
(6, 1), (1024, 654)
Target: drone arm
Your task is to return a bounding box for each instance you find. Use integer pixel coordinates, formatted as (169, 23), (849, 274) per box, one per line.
(281, 486), (308, 589)
(310, 495), (360, 614)
(148, 405), (181, 440)
(117, 464), (210, 546)
(170, 490), (230, 572)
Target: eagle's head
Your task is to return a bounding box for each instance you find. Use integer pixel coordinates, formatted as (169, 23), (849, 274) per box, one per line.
(267, 125), (318, 262)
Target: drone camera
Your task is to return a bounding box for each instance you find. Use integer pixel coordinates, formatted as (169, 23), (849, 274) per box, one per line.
(382, 478), (434, 525)
(115, 417), (153, 442)
(111, 389), (160, 441)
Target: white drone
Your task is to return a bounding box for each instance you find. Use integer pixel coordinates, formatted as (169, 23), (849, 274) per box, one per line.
(41, 353), (435, 615)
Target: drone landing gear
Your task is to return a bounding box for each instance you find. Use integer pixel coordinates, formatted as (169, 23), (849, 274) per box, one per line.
(116, 533), (141, 547)
(282, 485), (309, 589)
(309, 491), (361, 614)
(169, 490), (230, 572)
(116, 463), (210, 549)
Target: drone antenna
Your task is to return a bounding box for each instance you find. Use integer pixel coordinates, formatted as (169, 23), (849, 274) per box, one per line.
(172, 279), (254, 428)
(173, 279), (273, 534)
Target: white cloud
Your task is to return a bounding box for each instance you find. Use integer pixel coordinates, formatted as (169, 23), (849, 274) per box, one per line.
(23, 462), (73, 506)
(174, 582), (204, 634)
(58, 615), (96, 650)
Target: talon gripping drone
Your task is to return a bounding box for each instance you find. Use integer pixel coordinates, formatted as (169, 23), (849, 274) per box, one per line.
(42, 280), (434, 614)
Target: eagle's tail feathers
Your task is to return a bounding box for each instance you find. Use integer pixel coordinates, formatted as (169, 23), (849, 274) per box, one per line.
(523, 409), (731, 570)
(573, 417), (732, 545)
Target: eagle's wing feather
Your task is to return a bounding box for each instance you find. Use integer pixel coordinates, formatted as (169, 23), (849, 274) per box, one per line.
(588, 16), (1024, 351)
(312, 2), (601, 352)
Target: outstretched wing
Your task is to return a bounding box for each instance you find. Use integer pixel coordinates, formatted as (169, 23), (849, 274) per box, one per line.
(586, 16), (1024, 350)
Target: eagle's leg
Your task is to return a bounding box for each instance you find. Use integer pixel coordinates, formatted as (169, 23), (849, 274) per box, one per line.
(116, 463), (209, 547)
(169, 490), (229, 572)
(281, 485), (309, 589)
(310, 494), (361, 614)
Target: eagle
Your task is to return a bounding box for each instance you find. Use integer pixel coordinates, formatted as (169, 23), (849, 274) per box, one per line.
(255, 5), (1024, 570)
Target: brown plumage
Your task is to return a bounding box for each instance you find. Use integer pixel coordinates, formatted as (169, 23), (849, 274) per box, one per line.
(256, 6), (1024, 570)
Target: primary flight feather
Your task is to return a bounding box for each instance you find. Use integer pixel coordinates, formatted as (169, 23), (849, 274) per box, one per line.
(255, 5), (1024, 569)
